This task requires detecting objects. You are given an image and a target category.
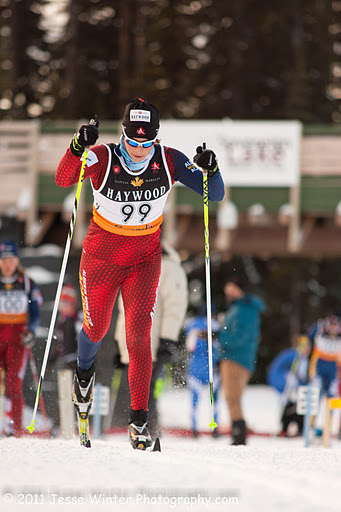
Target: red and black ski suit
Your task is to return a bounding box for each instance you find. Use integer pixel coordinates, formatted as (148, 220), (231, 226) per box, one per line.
(56, 142), (224, 411)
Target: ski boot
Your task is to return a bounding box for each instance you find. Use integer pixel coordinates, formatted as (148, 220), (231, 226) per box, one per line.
(231, 419), (247, 445)
(72, 363), (95, 447)
(128, 409), (152, 450)
(192, 428), (199, 438)
(4, 419), (14, 437)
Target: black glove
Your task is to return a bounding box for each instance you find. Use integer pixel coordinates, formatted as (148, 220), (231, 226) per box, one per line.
(70, 116), (100, 156)
(21, 329), (35, 348)
(193, 145), (218, 177)
(157, 338), (180, 363)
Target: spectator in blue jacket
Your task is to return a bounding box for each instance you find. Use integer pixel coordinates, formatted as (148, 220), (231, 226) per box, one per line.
(218, 275), (265, 444)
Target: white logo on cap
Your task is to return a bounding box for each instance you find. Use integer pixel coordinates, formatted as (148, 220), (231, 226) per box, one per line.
(130, 109), (151, 123)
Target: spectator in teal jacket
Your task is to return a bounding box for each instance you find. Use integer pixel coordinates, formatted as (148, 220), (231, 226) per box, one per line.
(218, 276), (265, 445)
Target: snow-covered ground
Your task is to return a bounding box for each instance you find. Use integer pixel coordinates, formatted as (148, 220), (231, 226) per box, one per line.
(1, 385), (341, 511)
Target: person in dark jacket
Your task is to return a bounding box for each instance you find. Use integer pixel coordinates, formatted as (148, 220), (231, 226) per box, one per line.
(218, 276), (265, 445)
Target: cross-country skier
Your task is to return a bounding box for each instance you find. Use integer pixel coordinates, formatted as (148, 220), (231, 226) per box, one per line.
(55, 98), (224, 449)
(307, 314), (341, 435)
(0, 240), (42, 436)
(267, 335), (310, 436)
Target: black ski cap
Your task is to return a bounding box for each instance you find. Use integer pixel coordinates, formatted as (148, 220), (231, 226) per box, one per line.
(122, 98), (160, 140)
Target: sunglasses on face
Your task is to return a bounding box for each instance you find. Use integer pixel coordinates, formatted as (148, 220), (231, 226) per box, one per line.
(123, 128), (157, 148)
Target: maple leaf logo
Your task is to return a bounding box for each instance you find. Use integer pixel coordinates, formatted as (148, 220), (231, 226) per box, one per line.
(131, 177), (144, 187)
(151, 162), (160, 170)
(137, 127), (146, 135)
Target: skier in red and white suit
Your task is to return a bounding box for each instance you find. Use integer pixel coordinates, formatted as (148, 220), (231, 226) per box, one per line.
(0, 240), (42, 436)
(56, 98), (224, 447)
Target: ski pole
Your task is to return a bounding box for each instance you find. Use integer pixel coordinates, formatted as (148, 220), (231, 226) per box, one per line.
(27, 117), (98, 434)
(303, 383), (312, 447)
(202, 142), (218, 432)
(27, 347), (49, 432)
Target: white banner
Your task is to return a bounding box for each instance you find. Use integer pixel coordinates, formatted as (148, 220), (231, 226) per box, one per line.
(159, 120), (302, 187)
(159, 120), (220, 162)
(219, 120), (302, 186)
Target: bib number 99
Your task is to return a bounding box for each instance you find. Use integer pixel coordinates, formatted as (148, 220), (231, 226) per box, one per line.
(121, 203), (152, 223)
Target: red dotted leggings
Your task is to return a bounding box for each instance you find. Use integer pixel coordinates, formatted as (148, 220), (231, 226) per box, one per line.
(79, 221), (162, 410)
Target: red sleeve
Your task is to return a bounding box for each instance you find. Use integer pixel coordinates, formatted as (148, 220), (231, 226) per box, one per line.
(163, 146), (176, 184)
(55, 145), (109, 190)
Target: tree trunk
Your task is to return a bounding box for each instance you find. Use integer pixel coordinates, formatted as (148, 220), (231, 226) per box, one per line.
(9, 0), (25, 118)
(118, 0), (132, 114)
(65, 0), (81, 118)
